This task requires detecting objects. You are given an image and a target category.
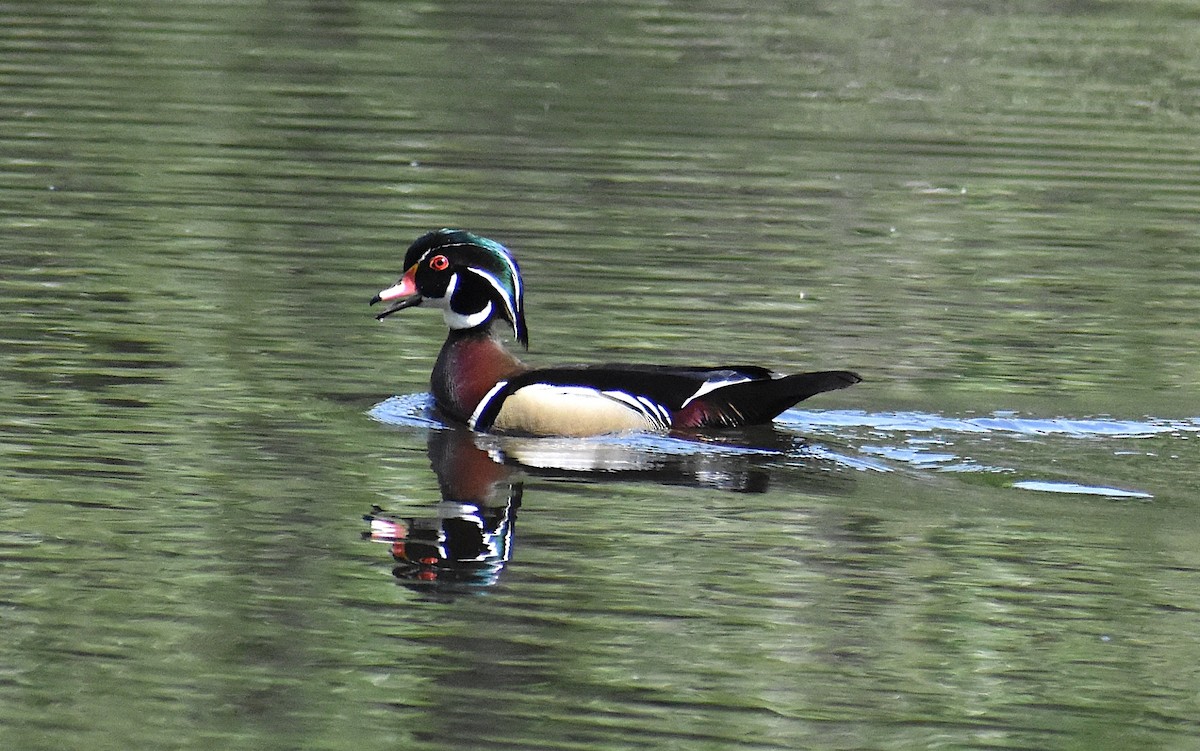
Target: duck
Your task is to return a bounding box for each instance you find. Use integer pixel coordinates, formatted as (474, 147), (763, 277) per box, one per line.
(371, 229), (861, 437)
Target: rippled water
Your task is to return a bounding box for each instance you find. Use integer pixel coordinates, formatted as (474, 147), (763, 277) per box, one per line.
(375, 393), (1194, 499)
(4, 1), (1200, 749)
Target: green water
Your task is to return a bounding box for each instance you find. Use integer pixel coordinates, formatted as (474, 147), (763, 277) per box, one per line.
(3, 1), (1200, 748)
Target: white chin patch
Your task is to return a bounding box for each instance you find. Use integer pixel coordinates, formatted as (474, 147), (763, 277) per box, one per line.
(444, 299), (493, 330)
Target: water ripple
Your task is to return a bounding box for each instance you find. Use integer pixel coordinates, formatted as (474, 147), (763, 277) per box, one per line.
(779, 409), (1200, 438)
(371, 395), (1189, 499)
(781, 409), (1183, 500)
(373, 394), (1198, 443)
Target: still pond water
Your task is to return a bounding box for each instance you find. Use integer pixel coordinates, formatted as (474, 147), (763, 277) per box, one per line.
(4, 1), (1200, 748)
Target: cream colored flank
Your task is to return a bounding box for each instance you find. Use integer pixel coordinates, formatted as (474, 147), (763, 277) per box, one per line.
(489, 384), (661, 436)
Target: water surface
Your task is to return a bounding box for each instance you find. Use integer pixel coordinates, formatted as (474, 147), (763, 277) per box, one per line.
(3, 1), (1200, 749)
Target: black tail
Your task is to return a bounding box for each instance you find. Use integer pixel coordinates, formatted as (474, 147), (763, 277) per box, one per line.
(702, 370), (861, 426)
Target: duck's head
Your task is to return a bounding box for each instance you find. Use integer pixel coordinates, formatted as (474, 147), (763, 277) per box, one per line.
(371, 229), (528, 347)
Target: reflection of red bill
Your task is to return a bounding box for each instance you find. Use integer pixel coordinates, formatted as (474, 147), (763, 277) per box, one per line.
(368, 516), (407, 542)
(366, 514), (440, 567)
(367, 517), (414, 562)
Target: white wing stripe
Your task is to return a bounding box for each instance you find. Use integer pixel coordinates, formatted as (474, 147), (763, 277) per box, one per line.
(679, 376), (754, 409)
(602, 390), (671, 430)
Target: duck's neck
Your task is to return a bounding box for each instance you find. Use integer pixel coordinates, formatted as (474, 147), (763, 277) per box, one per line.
(431, 326), (527, 424)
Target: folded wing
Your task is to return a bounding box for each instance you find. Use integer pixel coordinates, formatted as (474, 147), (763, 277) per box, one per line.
(470, 364), (861, 435)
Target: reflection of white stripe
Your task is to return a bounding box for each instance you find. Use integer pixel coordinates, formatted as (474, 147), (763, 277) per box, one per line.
(468, 380), (509, 430)
(679, 376), (754, 409)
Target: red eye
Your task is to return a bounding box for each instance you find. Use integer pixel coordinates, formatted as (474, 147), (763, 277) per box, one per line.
(429, 254), (450, 271)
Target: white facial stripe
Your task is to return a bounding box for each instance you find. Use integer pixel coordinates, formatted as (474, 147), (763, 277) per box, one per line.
(497, 249), (522, 301)
(418, 241), (516, 274)
(463, 267), (520, 327)
(414, 271), (455, 310)
(416, 241), (473, 266)
(440, 271), (457, 303)
(428, 240), (521, 302)
(444, 299), (493, 331)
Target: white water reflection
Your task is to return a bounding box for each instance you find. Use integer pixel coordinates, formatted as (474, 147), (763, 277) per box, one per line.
(1011, 480), (1153, 500)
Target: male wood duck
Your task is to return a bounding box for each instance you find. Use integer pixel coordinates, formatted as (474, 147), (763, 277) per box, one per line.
(371, 229), (861, 437)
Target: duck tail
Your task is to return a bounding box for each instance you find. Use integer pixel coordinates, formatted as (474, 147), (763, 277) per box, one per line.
(685, 370), (861, 427)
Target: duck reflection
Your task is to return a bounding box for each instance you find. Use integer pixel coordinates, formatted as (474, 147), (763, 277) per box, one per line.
(366, 421), (853, 593)
(365, 426), (522, 590)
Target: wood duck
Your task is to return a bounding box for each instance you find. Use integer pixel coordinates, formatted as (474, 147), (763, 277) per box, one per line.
(371, 229), (861, 437)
